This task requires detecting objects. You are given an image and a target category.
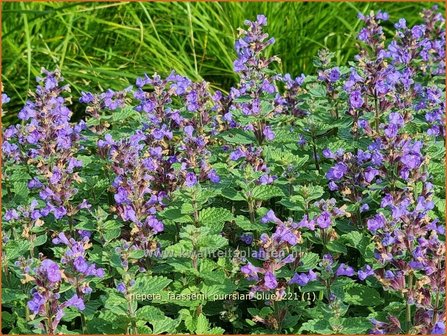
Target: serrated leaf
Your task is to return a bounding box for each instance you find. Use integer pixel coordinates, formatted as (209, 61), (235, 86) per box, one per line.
(128, 249), (145, 260)
(12, 181), (29, 202)
(83, 299), (102, 317)
(4, 240), (31, 261)
(233, 215), (265, 231)
(136, 305), (164, 321)
(221, 129), (255, 145)
(112, 106), (138, 122)
(299, 319), (333, 334)
(197, 234), (228, 254)
(343, 284), (383, 306)
(159, 208), (193, 223)
(208, 327), (226, 334)
(196, 314), (209, 334)
(8, 167), (32, 181)
(133, 276), (172, 296)
(151, 317), (179, 334)
(340, 317), (371, 334)
(101, 220), (122, 242)
(103, 292), (128, 316)
(326, 240), (347, 254)
(341, 231), (364, 247)
(32, 234), (47, 247)
(296, 252), (319, 272)
(181, 202), (195, 214)
(198, 207), (233, 226)
(251, 185), (284, 201)
(220, 188), (245, 201)
(2, 288), (28, 304)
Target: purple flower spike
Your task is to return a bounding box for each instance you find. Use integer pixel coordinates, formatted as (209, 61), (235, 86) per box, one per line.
(358, 265), (374, 280)
(207, 169), (220, 183)
(264, 271), (278, 289)
(39, 259), (62, 283)
(229, 148), (246, 161)
(117, 282), (127, 294)
(65, 294), (85, 311)
(290, 270), (318, 286)
(241, 262), (259, 281)
(185, 172), (197, 187)
(350, 90), (364, 109)
(336, 263), (355, 277)
(263, 126), (275, 141)
(326, 162), (348, 181)
(28, 292), (46, 315)
(241, 233), (254, 245)
(261, 210), (280, 224)
(316, 211), (331, 229)
(431, 322), (445, 334)
(367, 213), (386, 233)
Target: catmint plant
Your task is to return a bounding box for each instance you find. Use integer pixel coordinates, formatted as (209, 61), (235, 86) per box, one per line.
(2, 7), (445, 335)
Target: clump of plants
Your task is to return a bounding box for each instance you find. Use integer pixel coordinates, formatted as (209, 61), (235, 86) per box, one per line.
(2, 7), (445, 335)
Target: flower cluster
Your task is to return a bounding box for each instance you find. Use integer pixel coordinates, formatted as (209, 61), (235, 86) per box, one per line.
(53, 232), (105, 294)
(25, 259), (85, 334)
(1, 8), (445, 335)
(3, 70), (86, 221)
(241, 210), (300, 297)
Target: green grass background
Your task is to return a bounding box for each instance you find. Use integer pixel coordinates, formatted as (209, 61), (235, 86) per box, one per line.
(2, 1), (444, 124)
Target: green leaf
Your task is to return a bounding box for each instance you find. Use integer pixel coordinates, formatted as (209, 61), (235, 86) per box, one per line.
(77, 155), (93, 166)
(128, 249), (145, 260)
(8, 167), (32, 182)
(341, 231), (364, 247)
(251, 185), (284, 201)
(233, 215), (265, 232)
(299, 319), (333, 334)
(112, 106), (138, 122)
(159, 208), (193, 223)
(208, 327), (226, 334)
(4, 240), (31, 261)
(326, 240), (347, 254)
(12, 181), (29, 202)
(308, 83), (327, 98)
(32, 234), (47, 247)
(164, 240), (193, 258)
(101, 220), (122, 242)
(196, 314), (209, 334)
(198, 207), (233, 227)
(181, 202), (195, 214)
(2, 288), (28, 304)
(197, 234), (228, 254)
(221, 129), (255, 145)
(83, 299), (102, 317)
(133, 276), (172, 296)
(220, 188), (245, 201)
(340, 317), (371, 334)
(343, 284), (383, 306)
(151, 317), (179, 334)
(103, 292), (128, 316)
(136, 306), (164, 321)
(296, 252), (319, 272)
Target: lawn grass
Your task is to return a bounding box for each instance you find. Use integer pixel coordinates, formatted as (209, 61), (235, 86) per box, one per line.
(2, 1), (443, 125)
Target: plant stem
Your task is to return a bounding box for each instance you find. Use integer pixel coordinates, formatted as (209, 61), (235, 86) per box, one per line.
(405, 273), (413, 332)
(310, 132), (321, 174)
(374, 93), (380, 133)
(318, 290), (324, 301)
(432, 289), (440, 325)
(191, 189), (199, 227)
(127, 296), (137, 334)
(80, 314), (86, 333)
(247, 196), (256, 224)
